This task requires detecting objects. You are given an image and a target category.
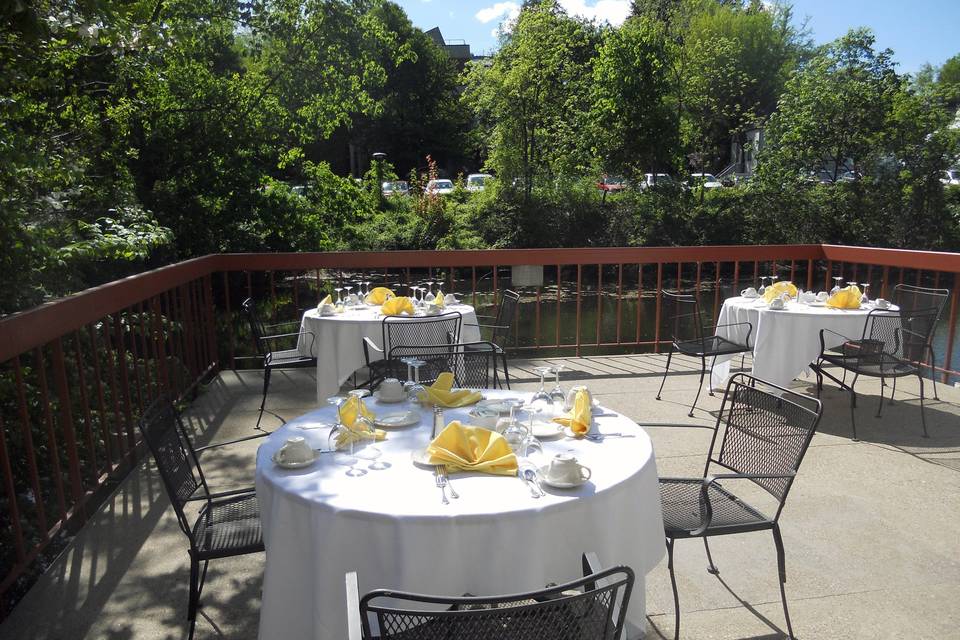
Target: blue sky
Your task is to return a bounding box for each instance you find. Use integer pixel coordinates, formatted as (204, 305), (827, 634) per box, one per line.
(393, 0), (959, 73)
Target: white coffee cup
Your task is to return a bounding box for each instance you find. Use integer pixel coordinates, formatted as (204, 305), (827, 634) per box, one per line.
(769, 298), (785, 310)
(800, 291), (816, 303)
(875, 298), (891, 309)
(564, 385), (593, 412)
(379, 378), (405, 400)
(276, 436), (313, 464)
(469, 408), (500, 429)
(426, 303), (443, 315)
(319, 302), (336, 316)
(741, 287), (758, 298)
(444, 293), (459, 305)
(816, 291), (829, 302)
(546, 453), (592, 485)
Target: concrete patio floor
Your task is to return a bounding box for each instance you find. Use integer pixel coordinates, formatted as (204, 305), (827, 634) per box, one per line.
(3, 354), (959, 640)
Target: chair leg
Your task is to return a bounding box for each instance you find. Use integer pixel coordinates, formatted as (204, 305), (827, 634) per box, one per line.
(928, 345), (939, 401)
(849, 384), (859, 442)
(656, 348), (674, 401)
(703, 537), (719, 575)
(500, 353), (511, 390)
(875, 376), (885, 418)
(666, 537), (681, 640)
(707, 355), (717, 397)
(918, 374), (929, 438)
(688, 356), (707, 417)
(772, 524), (795, 640)
(888, 376), (896, 405)
(256, 367), (272, 432)
(188, 555), (200, 623)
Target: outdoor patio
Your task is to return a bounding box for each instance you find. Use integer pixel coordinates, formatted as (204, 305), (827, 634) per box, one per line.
(1, 353), (958, 640)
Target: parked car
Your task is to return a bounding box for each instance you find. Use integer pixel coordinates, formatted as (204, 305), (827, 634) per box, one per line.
(382, 180), (409, 197)
(425, 179), (455, 195)
(942, 169), (960, 186)
(597, 175), (627, 192)
(639, 173), (678, 189)
(688, 173), (723, 189)
(466, 173), (493, 192)
(290, 184), (308, 197)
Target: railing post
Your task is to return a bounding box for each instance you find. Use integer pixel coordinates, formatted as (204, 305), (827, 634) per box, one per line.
(943, 275), (959, 384)
(205, 273), (218, 373)
(575, 265), (582, 356)
(0, 415), (26, 565)
(654, 263), (663, 353)
(51, 338), (86, 520)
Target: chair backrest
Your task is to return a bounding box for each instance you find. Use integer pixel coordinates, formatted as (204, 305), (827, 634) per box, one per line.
(382, 312), (463, 356)
(491, 290), (521, 345)
(659, 290), (708, 345)
(706, 375), (822, 519)
(359, 565), (634, 640)
(138, 396), (209, 545)
(388, 342), (497, 389)
(892, 284), (949, 321)
(241, 297), (269, 357)
(862, 307), (940, 362)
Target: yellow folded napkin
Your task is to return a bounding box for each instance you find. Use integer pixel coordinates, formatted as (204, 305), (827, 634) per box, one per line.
(427, 421), (518, 475)
(381, 296), (415, 316)
(763, 281), (799, 302)
(366, 287), (395, 305)
(417, 372), (483, 407)
(335, 396), (386, 449)
(553, 388), (593, 436)
(433, 289), (445, 308)
(826, 285), (862, 309)
(318, 294), (332, 307)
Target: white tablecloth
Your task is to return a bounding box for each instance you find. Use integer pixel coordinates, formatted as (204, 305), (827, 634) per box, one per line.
(711, 296), (880, 391)
(255, 390), (665, 640)
(297, 305), (481, 402)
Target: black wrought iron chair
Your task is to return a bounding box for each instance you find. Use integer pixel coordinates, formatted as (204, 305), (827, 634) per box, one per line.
(241, 298), (317, 431)
(892, 284), (949, 400)
(658, 374), (822, 640)
(138, 397), (265, 640)
(345, 552), (635, 640)
(388, 341), (500, 389)
(464, 289), (520, 389)
(815, 306), (939, 440)
(361, 311), (463, 390)
(656, 290), (753, 417)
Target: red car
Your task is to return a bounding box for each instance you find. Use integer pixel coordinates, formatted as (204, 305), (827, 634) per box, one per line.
(597, 175), (627, 192)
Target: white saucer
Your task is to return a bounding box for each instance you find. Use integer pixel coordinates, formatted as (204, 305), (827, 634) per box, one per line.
(272, 451), (316, 469)
(536, 464), (588, 488)
(477, 398), (523, 414)
(807, 301), (826, 307)
(742, 294), (759, 300)
(411, 448), (435, 468)
(531, 422), (564, 439)
(374, 391), (407, 404)
(375, 411), (420, 428)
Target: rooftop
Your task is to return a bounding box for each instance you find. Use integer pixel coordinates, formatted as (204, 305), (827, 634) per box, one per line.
(2, 354), (959, 639)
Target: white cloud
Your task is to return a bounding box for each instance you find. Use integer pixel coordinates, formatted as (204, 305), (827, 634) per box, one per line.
(475, 1), (520, 24)
(558, 0), (630, 25)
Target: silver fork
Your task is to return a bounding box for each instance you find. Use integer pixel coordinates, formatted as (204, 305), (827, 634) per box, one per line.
(585, 432), (635, 441)
(439, 465), (459, 499)
(434, 468), (449, 505)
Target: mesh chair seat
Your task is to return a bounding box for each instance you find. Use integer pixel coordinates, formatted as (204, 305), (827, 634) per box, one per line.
(819, 352), (918, 378)
(660, 478), (771, 537)
(267, 348), (315, 367)
(674, 335), (750, 358)
(193, 493), (264, 559)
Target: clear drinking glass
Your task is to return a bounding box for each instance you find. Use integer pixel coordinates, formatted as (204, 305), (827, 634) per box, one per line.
(831, 276), (843, 295)
(758, 276), (768, 296)
(354, 414), (389, 470)
(549, 365), (566, 406)
(407, 358), (427, 403)
(860, 283), (870, 304)
(530, 366), (553, 412)
(334, 287), (343, 305)
(325, 396), (360, 471)
(344, 285), (354, 306)
(425, 280), (435, 302)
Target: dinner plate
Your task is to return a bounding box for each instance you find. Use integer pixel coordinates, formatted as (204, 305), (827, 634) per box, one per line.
(374, 391), (408, 404)
(536, 464), (588, 489)
(477, 398), (524, 414)
(807, 301), (827, 307)
(375, 411), (420, 428)
(531, 422), (564, 439)
(272, 451), (316, 469)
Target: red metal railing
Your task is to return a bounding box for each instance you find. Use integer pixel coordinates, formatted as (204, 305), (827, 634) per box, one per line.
(1, 243), (959, 615)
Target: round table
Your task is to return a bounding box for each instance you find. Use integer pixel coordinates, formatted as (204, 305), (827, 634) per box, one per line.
(255, 390), (665, 640)
(296, 304), (482, 402)
(711, 296), (888, 391)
